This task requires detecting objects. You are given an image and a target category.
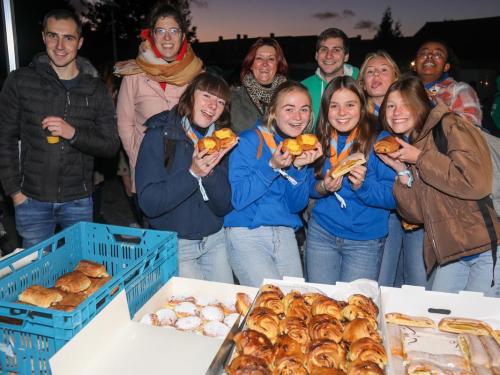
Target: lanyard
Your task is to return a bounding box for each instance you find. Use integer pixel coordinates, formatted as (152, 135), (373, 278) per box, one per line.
(329, 127), (359, 167)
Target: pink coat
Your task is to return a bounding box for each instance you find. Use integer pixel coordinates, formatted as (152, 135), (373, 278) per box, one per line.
(116, 73), (186, 192)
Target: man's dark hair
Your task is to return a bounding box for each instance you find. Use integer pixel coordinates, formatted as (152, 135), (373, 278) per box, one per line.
(316, 28), (349, 54)
(148, 2), (186, 33)
(42, 9), (82, 37)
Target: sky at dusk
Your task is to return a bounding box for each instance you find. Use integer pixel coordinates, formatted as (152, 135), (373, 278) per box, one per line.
(189, 0), (500, 42)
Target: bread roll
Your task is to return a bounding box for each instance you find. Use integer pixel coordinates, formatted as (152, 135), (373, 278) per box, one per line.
(75, 260), (109, 278)
(247, 307), (280, 343)
(213, 128), (237, 148)
(279, 317), (311, 346)
(55, 271), (92, 293)
(305, 339), (347, 372)
(373, 135), (401, 154)
(348, 338), (387, 369)
(347, 360), (384, 375)
(255, 291), (284, 315)
(308, 314), (343, 343)
(282, 138), (303, 156)
(438, 317), (492, 336)
(197, 136), (220, 154)
(385, 312), (435, 329)
(18, 285), (63, 308)
(342, 318), (380, 344)
(297, 134), (319, 151)
(330, 153), (366, 179)
(311, 296), (343, 320)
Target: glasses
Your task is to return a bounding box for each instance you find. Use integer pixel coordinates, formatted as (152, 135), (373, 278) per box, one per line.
(318, 46), (345, 55)
(153, 27), (182, 38)
(417, 51), (446, 60)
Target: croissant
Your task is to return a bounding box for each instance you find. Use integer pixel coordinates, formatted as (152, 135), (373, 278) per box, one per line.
(274, 335), (306, 362)
(373, 135), (401, 154)
(247, 307), (280, 343)
(308, 314), (343, 343)
(347, 360), (384, 375)
(260, 284), (284, 299)
(348, 338), (387, 369)
(226, 354), (271, 375)
(285, 298), (311, 323)
(306, 339), (347, 372)
(342, 318), (381, 344)
(256, 291), (285, 315)
(341, 305), (377, 327)
(282, 291), (303, 311)
(273, 355), (308, 375)
(311, 296), (343, 320)
(279, 317), (310, 347)
(234, 329), (274, 365)
(347, 295), (379, 319)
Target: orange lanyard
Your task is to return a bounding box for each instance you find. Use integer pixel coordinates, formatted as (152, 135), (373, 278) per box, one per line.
(329, 127), (359, 167)
(257, 126), (278, 154)
(181, 117), (214, 145)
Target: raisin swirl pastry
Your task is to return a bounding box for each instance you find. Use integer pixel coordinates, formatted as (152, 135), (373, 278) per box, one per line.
(260, 284), (284, 299)
(282, 291), (303, 311)
(285, 298), (311, 323)
(311, 296), (343, 320)
(308, 314), (344, 343)
(347, 360), (384, 375)
(255, 291), (285, 316)
(305, 339), (347, 372)
(341, 305), (378, 328)
(347, 295), (378, 319)
(342, 318), (381, 344)
(348, 338), (387, 369)
(234, 329), (274, 365)
(226, 355), (271, 375)
(273, 355), (308, 375)
(310, 367), (347, 375)
(303, 292), (326, 307)
(279, 317), (310, 346)
(274, 335), (306, 362)
(247, 307), (280, 343)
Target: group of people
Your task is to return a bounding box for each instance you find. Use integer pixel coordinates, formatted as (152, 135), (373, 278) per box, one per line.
(0, 4), (498, 297)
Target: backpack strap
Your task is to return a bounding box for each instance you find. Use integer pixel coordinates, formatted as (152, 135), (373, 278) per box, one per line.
(432, 116), (497, 286)
(256, 129), (264, 160)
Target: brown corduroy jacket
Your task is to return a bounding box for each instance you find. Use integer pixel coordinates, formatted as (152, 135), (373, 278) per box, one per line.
(394, 104), (500, 272)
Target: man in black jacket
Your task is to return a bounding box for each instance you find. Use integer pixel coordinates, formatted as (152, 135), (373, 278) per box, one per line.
(0, 9), (120, 248)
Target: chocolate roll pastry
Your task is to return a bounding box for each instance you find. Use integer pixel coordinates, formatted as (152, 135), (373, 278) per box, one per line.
(18, 285), (63, 308)
(306, 339), (347, 372)
(75, 260), (109, 278)
(55, 271), (92, 293)
(279, 317), (310, 346)
(247, 307), (280, 343)
(308, 314), (343, 343)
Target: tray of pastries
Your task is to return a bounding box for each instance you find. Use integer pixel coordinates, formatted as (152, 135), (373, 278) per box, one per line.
(384, 313), (500, 375)
(225, 281), (387, 375)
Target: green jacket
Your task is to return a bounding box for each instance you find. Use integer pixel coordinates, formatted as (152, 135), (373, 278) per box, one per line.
(302, 64), (359, 130)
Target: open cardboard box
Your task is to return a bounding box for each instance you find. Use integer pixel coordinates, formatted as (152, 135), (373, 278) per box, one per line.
(380, 285), (500, 375)
(50, 277), (258, 375)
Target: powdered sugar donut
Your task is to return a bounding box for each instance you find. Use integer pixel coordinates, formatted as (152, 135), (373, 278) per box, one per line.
(195, 295), (219, 307)
(200, 305), (224, 322)
(223, 313), (240, 328)
(174, 302), (198, 317)
(155, 308), (177, 326)
(140, 313), (160, 326)
(203, 321), (230, 338)
(175, 316), (202, 331)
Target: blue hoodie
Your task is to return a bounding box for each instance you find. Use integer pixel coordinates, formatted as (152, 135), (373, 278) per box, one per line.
(135, 109), (232, 240)
(224, 123), (310, 229)
(310, 130), (396, 240)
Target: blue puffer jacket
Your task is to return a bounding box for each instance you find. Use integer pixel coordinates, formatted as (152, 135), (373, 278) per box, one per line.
(310, 130), (396, 240)
(135, 109), (232, 240)
(224, 123), (310, 230)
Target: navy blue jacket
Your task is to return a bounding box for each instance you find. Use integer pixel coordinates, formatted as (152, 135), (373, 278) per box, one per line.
(135, 109), (232, 240)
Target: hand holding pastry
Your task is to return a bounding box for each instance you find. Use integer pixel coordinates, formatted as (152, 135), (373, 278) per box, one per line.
(320, 173), (343, 195)
(387, 138), (421, 165)
(270, 142), (293, 169)
(348, 164), (367, 190)
(294, 142), (323, 168)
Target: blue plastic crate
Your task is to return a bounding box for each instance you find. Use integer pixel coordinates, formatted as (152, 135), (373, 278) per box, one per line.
(0, 222), (178, 374)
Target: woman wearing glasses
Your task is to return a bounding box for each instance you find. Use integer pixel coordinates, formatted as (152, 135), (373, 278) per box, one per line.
(114, 3), (203, 227)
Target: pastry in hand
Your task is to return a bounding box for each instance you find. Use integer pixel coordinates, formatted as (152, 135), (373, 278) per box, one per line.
(213, 128), (237, 148)
(297, 134), (319, 151)
(348, 338), (387, 369)
(234, 329), (274, 364)
(347, 360), (384, 375)
(330, 153), (366, 179)
(225, 354), (271, 375)
(247, 307), (280, 343)
(255, 291), (284, 315)
(197, 136), (220, 154)
(282, 138), (303, 156)
(55, 271), (91, 293)
(309, 314), (343, 343)
(438, 317), (493, 336)
(75, 260), (109, 278)
(342, 318), (381, 344)
(279, 316), (311, 346)
(347, 295), (379, 319)
(311, 296), (343, 320)
(18, 285), (63, 308)
(305, 339), (347, 372)
(373, 135), (401, 154)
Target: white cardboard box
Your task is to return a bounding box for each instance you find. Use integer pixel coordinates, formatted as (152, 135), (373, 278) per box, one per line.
(50, 277), (258, 375)
(380, 285), (500, 375)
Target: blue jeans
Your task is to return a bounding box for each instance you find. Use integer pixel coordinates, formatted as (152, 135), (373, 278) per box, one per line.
(306, 217), (385, 284)
(430, 248), (500, 298)
(226, 226), (303, 287)
(15, 196), (93, 249)
(178, 228), (233, 283)
(378, 212), (427, 287)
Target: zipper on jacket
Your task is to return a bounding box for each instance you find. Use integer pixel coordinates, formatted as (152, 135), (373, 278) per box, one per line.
(57, 91), (71, 202)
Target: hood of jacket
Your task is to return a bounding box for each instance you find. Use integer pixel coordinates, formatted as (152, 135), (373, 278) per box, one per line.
(143, 106), (187, 142)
